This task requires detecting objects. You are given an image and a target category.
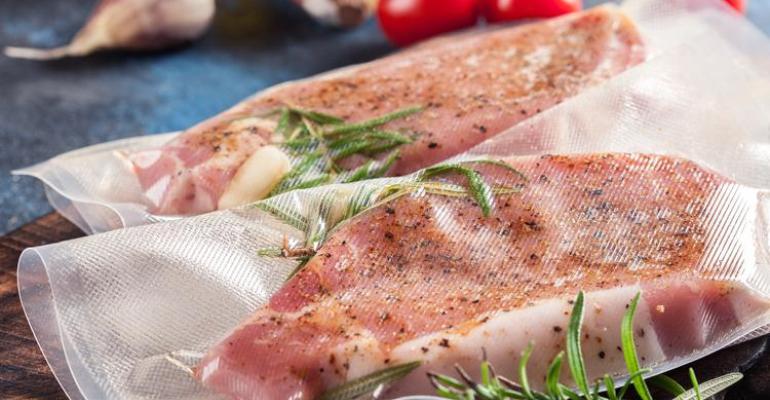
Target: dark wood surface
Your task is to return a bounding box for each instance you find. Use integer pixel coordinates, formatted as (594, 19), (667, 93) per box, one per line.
(0, 213), (80, 400)
(1, 213), (770, 399)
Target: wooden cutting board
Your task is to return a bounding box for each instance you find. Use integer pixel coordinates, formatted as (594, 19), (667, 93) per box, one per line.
(1, 213), (770, 399)
(0, 213), (79, 399)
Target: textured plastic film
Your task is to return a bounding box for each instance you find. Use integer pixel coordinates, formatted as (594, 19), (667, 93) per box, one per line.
(14, 0), (715, 234)
(14, 133), (177, 234)
(17, 4), (770, 400)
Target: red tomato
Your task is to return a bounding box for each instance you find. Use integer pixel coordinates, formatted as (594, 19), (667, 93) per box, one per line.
(481, 0), (582, 22)
(377, 0), (480, 47)
(725, 0), (747, 14)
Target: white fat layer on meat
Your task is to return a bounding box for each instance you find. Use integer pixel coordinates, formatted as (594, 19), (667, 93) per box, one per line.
(333, 286), (664, 396)
(592, 16), (627, 78)
(696, 184), (770, 325)
(324, 333), (387, 389)
(128, 149), (163, 169)
(697, 184), (756, 281)
(727, 286), (770, 335)
(198, 356), (220, 383)
(518, 45), (554, 92)
(226, 116), (277, 134)
(144, 175), (171, 208)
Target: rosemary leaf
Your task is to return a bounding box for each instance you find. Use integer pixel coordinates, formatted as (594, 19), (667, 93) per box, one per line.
(328, 134), (369, 150)
(269, 153), (327, 196)
(344, 161), (377, 184)
(566, 291), (591, 398)
(276, 108), (295, 138)
(592, 380), (602, 400)
(428, 372), (467, 391)
(286, 153), (323, 179)
(545, 352), (564, 398)
(621, 293), (653, 400)
(648, 374), (686, 396)
(362, 141), (404, 157)
(307, 190), (340, 250)
(291, 108), (345, 124)
(254, 202), (308, 232)
(344, 187), (378, 221)
(319, 361), (421, 400)
(282, 136), (316, 149)
(688, 369), (701, 400)
(480, 360), (492, 387)
(288, 174), (332, 191)
(371, 150), (401, 177)
(305, 117), (327, 140)
(518, 343), (535, 398)
(366, 130), (413, 144)
(673, 372), (742, 400)
(465, 168), (495, 217)
(464, 158), (529, 181)
(500, 387), (526, 399)
(435, 388), (462, 400)
(419, 164), (494, 217)
(332, 141), (375, 161)
(604, 375), (618, 400)
(324, 106), (423, 136)
(288, 125), (304, 141)
(559, 385), (583, 400)
(618, 369), (650, 400)
(256, 248), (283, 257)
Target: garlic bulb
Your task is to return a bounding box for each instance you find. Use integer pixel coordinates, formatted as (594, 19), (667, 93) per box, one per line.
(5, 0), (215, 60)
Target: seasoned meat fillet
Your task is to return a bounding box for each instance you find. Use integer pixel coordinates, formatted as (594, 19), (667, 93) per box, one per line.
(196, 153), (770, 399)
(129, 7), (644, 215)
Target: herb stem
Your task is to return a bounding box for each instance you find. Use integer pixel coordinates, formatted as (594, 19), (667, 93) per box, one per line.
(323, 106), (423, 136)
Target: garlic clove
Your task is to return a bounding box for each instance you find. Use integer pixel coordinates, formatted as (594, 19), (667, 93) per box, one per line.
(5, 0), (215, 60)
(218, 145), (292, 210)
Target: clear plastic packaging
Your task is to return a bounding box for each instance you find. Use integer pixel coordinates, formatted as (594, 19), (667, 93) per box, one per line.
(16, 0), (770, 398)
(14, 0), (734, 235)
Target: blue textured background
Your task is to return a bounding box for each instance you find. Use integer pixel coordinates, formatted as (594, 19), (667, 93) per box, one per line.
(0, 0), (768, 234)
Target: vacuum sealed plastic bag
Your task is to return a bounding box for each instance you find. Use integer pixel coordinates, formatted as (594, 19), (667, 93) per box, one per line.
(16, 0), (770, 398)
(15, 0), (733, 235)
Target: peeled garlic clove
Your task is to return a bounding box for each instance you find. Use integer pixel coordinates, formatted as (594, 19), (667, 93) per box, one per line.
(296, 0), (378, 28)
(4, 0), (215, 60)
(218, 146), (292, 210)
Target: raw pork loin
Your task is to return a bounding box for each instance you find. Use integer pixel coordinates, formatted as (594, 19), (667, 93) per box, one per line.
(128, 7), (644, 215)
(196, 153), (770, 399)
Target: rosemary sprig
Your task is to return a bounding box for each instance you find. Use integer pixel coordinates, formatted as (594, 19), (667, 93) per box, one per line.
(323, 106), (423, 137)
(417, 159), (526, 217)
(319, 361), (422, 400)
(418, 164), (494, 217)
(268, 105), (423, 196)
(429, 291), (743, 400)
(343, 150), (400, 183)
(254, 202), (308, 232)
(648, 375), (686, 396)
(257, 160), (526, 276)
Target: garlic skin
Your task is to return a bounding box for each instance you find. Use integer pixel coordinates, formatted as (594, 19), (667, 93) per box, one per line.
(297, 0), (377, 28)
(4, 0), (215, 60)
(217, 146), (292, 210)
